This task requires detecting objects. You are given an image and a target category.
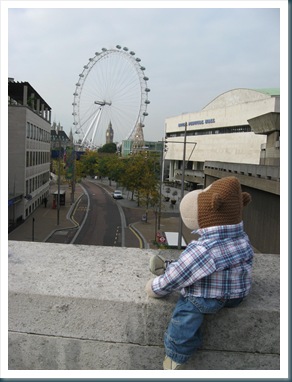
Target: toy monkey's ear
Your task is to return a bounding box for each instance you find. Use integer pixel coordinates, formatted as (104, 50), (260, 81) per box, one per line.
(242, 192), (251, 207)
(212, 193), (223, 211)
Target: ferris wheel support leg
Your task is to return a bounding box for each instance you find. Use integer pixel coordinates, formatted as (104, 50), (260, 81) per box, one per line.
(81, 108), (101, 146)
(91, 108), (103, 146)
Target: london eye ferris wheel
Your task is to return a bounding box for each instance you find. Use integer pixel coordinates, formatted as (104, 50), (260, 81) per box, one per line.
(72, 45), (150, 149)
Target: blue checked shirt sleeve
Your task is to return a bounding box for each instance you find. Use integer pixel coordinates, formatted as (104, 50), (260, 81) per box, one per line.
(151, 242), (216, 297)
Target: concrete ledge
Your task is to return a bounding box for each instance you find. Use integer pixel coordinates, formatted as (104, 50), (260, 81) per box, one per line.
(8, 241), (280, 370)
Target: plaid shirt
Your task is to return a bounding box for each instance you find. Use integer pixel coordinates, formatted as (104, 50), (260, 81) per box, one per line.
(152, 222), (254, 299)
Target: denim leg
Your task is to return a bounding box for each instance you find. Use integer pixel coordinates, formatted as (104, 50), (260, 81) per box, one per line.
(164, 296), (204, 365)
(164, 295), (230, 365)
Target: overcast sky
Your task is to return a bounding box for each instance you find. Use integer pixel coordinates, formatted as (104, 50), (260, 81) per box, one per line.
(7, 3), (281, 144)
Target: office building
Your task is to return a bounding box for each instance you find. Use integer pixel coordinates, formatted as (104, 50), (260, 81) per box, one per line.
(8, 79), (52, 229)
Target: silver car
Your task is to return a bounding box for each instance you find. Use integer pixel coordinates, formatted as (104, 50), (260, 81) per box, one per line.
(113, 190), (123, 199)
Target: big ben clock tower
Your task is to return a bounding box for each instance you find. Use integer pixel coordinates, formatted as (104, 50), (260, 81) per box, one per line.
(106, 121), (114, 144)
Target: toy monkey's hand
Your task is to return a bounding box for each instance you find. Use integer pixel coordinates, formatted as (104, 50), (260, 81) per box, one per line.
(145, 278), (163, 298)
(149, 254), (173, 276)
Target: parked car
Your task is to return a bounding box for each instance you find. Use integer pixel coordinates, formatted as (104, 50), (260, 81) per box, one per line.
(113, 190), (123, 199)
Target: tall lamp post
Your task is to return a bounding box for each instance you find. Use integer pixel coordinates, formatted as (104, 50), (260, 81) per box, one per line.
(157, 138), (166, 230)
(178, 122), (187, 249)
(165, 123), (197, 249)
(57, 127), (61, 225)
(159, 127), (197, 249)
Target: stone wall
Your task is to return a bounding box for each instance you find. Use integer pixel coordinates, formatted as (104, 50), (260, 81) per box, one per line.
(8, 241), (280, 370)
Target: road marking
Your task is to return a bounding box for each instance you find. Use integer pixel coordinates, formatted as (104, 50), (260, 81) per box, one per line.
(77, 207), (89, 211)
(129, 226), (143, 249)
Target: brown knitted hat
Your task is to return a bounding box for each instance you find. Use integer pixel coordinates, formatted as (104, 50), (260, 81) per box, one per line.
(198, 177), (251, 228)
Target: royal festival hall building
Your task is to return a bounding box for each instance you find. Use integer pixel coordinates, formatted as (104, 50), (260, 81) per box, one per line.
(164, 88), (280, 188)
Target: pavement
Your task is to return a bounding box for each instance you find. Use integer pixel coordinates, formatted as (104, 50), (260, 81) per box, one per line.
(8, 178), (194, 249)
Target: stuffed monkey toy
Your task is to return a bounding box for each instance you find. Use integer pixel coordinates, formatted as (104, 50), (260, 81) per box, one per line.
(146, 176), (254, 370)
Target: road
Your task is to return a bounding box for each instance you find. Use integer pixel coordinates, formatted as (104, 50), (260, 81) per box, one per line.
(73, 179), (141, 247)
(73, 180), (122, 246)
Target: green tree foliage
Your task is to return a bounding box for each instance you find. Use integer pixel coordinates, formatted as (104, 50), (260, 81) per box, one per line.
(98, 154), (123, 185)
(79, 149), (99, 177)
(79, 149), (161, 210)
(51, 158), (66, 177)
(98, 143), (117, 153)
(119, 152), (160, 207)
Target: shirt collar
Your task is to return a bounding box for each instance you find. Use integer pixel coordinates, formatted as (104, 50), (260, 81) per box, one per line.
(193, 221), (244, 239)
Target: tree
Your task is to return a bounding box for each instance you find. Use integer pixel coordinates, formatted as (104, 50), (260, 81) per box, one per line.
(98, 154), (123, 185)
(98, 143), (117, 154)
(78, 149), (161, 214)
(119, 151), (160, 208)
(79, 149), (99, 177)
(119, 154), (144, 201)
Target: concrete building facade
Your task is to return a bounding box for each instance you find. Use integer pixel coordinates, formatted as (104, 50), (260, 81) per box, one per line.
(164, 88), (280, 187)
(164, 88), (280, 254)
(8, 79), (52, 229)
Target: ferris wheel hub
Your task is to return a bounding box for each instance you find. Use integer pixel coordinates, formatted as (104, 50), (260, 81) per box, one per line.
(94, 100), (112, 106)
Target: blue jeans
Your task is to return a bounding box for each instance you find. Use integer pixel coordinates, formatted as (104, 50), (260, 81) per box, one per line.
(164, 295), (243, 365)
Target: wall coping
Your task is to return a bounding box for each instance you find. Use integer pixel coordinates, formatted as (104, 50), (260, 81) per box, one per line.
(8, 240), (280, 371)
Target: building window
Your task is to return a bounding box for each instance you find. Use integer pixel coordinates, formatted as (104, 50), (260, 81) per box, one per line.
(166, 125), (252, 138)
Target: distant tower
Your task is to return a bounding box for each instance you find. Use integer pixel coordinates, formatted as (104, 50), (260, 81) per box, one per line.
(131, 122), (145, 153)
(106, 121), (114, 144)
(69, 128), (74, 145)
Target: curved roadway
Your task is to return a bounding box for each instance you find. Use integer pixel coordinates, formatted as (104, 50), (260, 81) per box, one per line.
(73, 180), (141, 248)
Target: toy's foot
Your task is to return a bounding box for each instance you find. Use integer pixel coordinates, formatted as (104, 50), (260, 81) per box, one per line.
(149, 254), (172, 276)
(163, 356), (183, 370)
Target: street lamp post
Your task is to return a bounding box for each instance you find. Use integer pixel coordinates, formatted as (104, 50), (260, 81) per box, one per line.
(158, 129), (196, 249)
(57, 129), (61, 225)
(178, 122), (187, 249)
(157, 138), (165, 230)
(32, 217), (35, 241)
(71, 147), (76, 205)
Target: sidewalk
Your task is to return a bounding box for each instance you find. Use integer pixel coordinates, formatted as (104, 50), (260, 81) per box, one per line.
(8, 183), (84, 243)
